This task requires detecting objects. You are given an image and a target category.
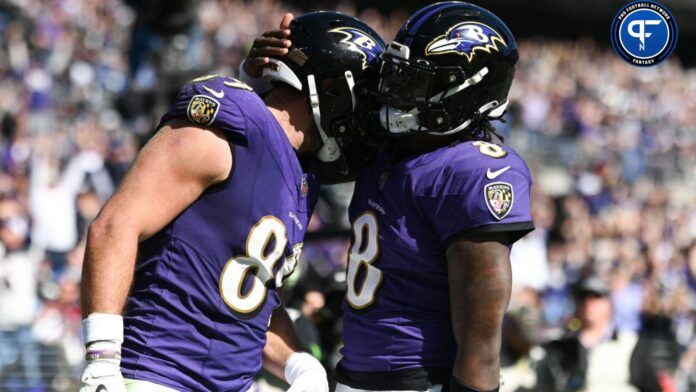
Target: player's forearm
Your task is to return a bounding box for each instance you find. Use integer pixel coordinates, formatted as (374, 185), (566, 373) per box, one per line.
(450, 293), (508, 390)
(452, 345), (502, 391)
(263, 330), (296, 380)
(447, 235), (512, 390)
(262, 306), (304, 379)
(81, 214), (140, 318)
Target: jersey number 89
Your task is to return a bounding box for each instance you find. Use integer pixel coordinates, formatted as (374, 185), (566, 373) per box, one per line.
(346, 212), (382, 310)
(219, 216), (296, 317)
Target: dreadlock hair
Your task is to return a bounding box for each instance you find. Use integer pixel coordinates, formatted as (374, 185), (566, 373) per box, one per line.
(457, 111), (506, 144)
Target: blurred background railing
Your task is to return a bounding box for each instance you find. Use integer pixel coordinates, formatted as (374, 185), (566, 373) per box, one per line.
(1, 0), (696, 391)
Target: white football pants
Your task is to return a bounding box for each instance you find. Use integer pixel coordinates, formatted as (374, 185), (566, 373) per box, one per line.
(124, 378), (179, 392)
(335, 382), (443, 392)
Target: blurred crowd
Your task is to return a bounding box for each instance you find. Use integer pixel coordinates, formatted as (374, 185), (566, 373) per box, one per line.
(0, 0), (695, 391)
(502, 40), (696, 391)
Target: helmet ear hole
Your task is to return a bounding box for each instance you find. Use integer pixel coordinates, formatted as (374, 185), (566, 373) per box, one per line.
(419, 109), (450, 130)
(321, 78), (339, 97)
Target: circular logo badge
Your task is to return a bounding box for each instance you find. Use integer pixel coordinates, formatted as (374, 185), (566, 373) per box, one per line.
(610, 1), (678, 66)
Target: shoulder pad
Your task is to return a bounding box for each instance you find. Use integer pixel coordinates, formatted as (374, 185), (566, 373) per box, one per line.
(157, 75), (266, 140)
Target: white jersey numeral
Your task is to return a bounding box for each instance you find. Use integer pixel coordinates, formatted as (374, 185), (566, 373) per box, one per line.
(472, 141), (507, 158)
(220, 216), (297, 316)
(346, 212), (383, 309)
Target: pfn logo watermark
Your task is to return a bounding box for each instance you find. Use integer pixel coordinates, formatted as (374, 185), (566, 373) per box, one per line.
(627, 19), (662, 51)
(610, 1), (678, 67)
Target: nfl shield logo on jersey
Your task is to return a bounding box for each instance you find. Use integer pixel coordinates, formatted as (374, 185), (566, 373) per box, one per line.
(300, 175), (309, 198)
(187, 95), (220, 126)
(484, 182), (513, 220)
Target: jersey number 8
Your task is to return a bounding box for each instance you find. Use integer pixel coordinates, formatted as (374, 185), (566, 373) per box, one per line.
(346, 212), (383, 310)
(472, 141), (507, 158)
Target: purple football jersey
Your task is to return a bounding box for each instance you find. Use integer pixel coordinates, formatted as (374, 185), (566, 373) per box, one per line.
(119, 75), (319, 391)
(339, 140), (533, 378)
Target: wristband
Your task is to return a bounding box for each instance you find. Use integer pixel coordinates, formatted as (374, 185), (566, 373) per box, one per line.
(448, 377), (499, 392)
(284, 352), (323, 384)
(238, 60), (273, 95)
(82, 312), (124, 345)
(85, 339), (122, 365)
(85, 350), (122, 361)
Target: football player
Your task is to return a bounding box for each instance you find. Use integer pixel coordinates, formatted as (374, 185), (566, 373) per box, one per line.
(242, 3), (533, 392)
(79, 12), (385, 392)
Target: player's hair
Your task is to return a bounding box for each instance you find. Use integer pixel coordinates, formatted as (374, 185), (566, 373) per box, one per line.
(458, 114), (506, 144)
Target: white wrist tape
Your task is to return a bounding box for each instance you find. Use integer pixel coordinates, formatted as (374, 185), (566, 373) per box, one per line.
(82, 312), (124, 345)
(284, 352), (323, 384)
(238, 60), (273, 95)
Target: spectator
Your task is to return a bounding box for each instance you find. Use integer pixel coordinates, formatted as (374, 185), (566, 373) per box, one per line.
(29, 139), (106, 276)
(0, 200), (44, 391)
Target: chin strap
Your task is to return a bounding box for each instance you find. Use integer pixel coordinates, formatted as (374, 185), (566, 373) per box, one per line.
(307, 75), (341, 162)
(430, 67), (489, 102)
(426, 66), (492, 136)
(381, 66), (502, 137)
(422, 97), (506, 137)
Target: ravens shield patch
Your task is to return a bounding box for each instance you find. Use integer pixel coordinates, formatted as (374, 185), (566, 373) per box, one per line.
(484, 182), (513, 220)
(187, 95), (220, 126)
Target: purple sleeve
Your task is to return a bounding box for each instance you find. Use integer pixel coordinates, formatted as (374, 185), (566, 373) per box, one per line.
(157, 76), (257, 142)
(423, 157), (534, 247)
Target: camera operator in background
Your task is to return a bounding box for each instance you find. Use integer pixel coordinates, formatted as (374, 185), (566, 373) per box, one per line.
(535, 276), (639, 391)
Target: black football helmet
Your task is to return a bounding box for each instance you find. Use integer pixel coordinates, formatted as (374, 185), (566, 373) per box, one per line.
(377, 2), (518, 137)
(263, 12), (386, 162)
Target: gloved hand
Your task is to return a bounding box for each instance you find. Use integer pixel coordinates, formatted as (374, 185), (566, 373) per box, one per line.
(284, 352), (329, 392)
(79, 313), (127, 392)
(79, 341), (126, 392)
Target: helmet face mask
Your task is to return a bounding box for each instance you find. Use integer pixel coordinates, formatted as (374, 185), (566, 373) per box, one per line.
(378, 41), (478, 135)
(375, 1), (518, 138)
(263, 12), (386, 162)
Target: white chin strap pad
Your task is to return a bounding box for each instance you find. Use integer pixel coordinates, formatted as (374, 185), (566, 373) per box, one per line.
(487, 99), (508, 118)
(317, 138), (340, 162)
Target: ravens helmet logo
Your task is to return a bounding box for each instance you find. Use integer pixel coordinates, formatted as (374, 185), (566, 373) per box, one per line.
(425, 22), (506, 62)
(329, 27), (382, 69)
